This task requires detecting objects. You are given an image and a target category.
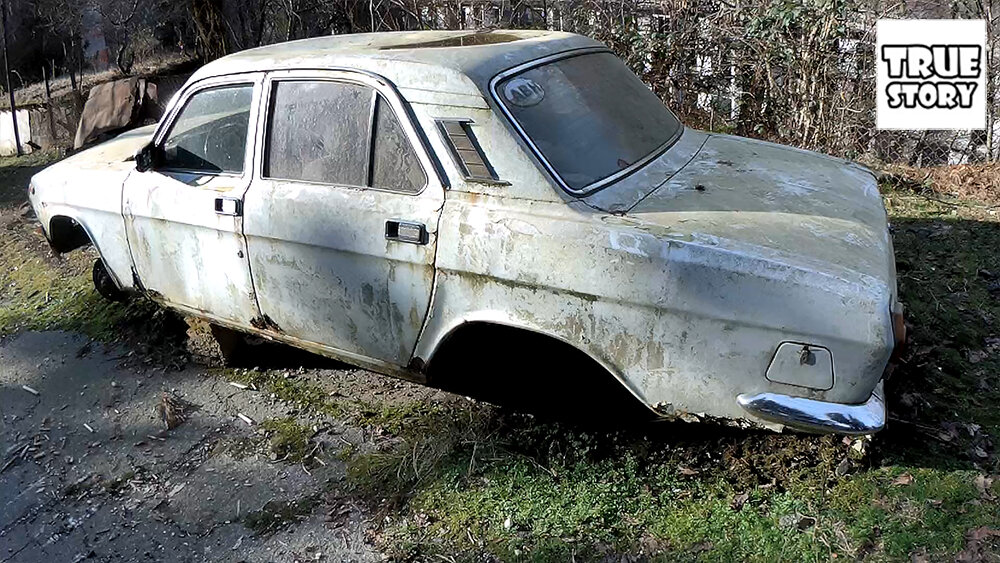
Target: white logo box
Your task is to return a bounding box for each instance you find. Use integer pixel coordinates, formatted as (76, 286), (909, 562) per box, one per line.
(876, 19), (987, 130)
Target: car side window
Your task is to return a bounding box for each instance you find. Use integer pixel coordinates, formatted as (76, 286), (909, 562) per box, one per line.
(265, 81), (372, 186)
(161, 85), (254, 174)
(371, 95), (426, 194)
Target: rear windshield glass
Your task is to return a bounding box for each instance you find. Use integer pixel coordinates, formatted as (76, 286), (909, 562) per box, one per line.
(495, 52), (682, 192)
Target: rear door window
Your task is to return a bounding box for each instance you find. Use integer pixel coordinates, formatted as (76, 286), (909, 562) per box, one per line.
(265, 80), (427, 194)
(371, 96), (426, 193)
(265, 81), (373, 186)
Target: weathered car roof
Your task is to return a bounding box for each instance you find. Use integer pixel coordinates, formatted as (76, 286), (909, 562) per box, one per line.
(188, 30), (602, 97)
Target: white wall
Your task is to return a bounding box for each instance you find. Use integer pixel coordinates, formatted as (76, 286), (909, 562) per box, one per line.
(0, 109), (31, 157)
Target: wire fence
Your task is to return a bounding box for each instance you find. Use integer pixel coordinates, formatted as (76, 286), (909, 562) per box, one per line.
(137, 0), (1000, 167)
(361, 0), (997, 167)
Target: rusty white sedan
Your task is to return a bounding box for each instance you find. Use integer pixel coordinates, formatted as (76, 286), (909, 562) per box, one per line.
(27, 30), (904, 434)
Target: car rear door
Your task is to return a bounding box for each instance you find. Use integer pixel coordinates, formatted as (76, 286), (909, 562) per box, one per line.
(243, 70), (445, 367)
(123, 74), (263, 327)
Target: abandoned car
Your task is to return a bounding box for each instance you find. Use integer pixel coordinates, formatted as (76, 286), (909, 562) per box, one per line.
(27, 30), (904, 434)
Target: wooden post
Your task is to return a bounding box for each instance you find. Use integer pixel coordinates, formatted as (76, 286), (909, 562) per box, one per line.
(0, 0), (20, 156)
(42, 64), (50, 99)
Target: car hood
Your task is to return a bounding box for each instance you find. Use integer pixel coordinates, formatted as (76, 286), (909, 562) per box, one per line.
(591, 132), (894, 289)
(55, 124), (157, 171)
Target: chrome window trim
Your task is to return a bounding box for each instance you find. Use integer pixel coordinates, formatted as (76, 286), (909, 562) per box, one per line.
(488, 47), (684, 197)
(151, 75), (262, 179)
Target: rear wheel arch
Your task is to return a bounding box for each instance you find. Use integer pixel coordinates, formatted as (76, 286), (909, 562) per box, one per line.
(424, 321), (655, 420)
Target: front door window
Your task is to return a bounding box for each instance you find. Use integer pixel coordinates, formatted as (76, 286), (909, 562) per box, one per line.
(161, 85), (254, 174)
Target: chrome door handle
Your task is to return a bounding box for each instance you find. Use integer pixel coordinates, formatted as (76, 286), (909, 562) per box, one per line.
(214, 197), (242, 216)
(385, 220), (427, 245)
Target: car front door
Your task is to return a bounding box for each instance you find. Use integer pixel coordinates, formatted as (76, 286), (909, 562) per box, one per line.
(123, 74), (263, 327)
(243, 71), (445, 367)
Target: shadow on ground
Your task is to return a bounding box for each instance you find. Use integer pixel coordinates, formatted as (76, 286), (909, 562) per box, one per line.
(4, 164), (1000, 559)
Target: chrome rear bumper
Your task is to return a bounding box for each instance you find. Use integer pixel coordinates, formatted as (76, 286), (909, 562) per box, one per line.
(736, 382), (885, 435)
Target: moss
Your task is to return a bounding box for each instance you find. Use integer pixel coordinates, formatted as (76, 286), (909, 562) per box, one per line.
(243, 496), (320, 535)
(225, 368), (345, 417)
(260, 417), (314, 463)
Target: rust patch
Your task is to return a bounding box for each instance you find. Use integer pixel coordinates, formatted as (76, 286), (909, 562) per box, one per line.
(407, 356), (425, 372)
(250, 314), (283, 333)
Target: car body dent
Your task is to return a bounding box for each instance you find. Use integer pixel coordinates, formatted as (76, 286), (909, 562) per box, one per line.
(27, 31), (898, 434)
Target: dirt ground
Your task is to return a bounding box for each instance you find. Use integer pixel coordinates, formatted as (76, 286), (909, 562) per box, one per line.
(4, 153), (1000, 562)
(0, 157), (433, 561)
(0, 327), (458, 562)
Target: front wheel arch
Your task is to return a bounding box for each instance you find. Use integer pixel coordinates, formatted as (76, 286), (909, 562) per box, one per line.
(47, 215), (92, 253)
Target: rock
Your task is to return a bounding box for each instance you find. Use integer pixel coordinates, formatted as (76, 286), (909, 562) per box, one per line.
(779, 513), (816, 530)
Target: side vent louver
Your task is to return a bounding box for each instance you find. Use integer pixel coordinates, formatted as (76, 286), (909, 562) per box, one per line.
(436, 119), (499, 182)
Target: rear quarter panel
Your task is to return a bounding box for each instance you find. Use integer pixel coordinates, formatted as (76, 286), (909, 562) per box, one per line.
(417, 186), (893, 428)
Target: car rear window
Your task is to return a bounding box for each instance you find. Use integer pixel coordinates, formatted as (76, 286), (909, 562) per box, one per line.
(495, 52), (682, 192)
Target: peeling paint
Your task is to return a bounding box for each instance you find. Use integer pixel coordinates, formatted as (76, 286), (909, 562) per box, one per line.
(28, 33), (898, 434)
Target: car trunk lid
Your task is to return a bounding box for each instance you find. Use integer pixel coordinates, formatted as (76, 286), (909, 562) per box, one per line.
(590, 132), (894, 287)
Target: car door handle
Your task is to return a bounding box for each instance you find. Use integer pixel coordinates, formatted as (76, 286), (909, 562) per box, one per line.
(385, 220), (427, 245)
(214, 197), (242, 216)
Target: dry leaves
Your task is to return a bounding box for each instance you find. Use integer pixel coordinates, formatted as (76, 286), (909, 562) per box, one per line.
(974, 474), (997, 501)
(157, 392), (188, 430)
(957, 527), (1000, 562)
(892, 472), (915, 486)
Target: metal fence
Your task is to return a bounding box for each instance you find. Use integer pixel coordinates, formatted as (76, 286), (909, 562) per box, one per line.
(393, 0), (997, 167)
(164, 0), (1000, 167)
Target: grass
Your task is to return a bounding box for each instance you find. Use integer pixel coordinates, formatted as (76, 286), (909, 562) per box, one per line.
(0, 211), (175, 343)
(345, 171), (1000, 561)
(2, 151), (1000, 560)
(260, 417), (316, 463)
(243, 496), (321, 535)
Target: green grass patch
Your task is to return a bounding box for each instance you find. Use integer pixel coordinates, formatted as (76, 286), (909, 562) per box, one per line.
(243, 495), (320, 535)
(260, 417), (315, 463)
(4, 149), (1000, 560)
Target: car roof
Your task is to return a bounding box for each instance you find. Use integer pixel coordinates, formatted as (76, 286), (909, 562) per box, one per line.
(188, 30), (603, 97)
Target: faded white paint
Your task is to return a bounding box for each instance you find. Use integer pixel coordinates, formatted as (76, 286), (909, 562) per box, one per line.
(27, 30), (899, 434)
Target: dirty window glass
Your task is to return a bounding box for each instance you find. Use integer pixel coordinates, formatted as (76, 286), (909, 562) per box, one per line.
(496, 52), (681, 192)
(161, 85), (253, 174)
(265, 81), (373, 186)
(371, 96), (426, 193)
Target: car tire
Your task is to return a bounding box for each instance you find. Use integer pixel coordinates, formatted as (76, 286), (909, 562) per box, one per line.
(92, 259), (126, 302)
